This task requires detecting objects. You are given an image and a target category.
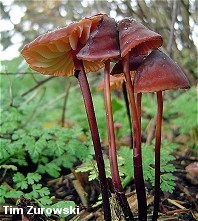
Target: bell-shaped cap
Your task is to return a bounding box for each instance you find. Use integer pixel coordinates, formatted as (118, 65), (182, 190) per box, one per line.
(77, 16), (120, 61)
(96, 75), (125, 92)
(21, 14), (107, 76)
(118, 18), (163, 57)
(134, 50), (190, 93)
(111, 54), (146, 76)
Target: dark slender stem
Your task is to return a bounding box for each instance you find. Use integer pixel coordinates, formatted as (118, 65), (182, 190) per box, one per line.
(122, 53), (147, 221)
(104, 60), (134, 221)
(73, 57), (111, 221)
(61, 82), (71, 127)
(152, 91), (163, 221)
(122, 81), (133, 148)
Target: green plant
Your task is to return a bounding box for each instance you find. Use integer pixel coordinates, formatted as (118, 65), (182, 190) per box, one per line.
(1, 123), (94, 178)
(76, 139), (178, 194)
(0, 172), (76, 218)
(0, 111), (94, 218)
(0, 172), (51, 204)
(164, 87), (198, 155)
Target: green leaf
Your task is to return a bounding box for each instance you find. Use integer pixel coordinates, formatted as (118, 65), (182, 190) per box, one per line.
(54, 153), (76, 169)
(27, 173), (41, 185)
(50, 201), (76, 218)
(55, 140), (67, 155)
(12, 129), (27, 140)
(38, 187), (50, 197)
(75, 164), (94, 173)
(118, 146), (133, 177)
(73, 141), (93, 162)
(5, 189), (23, 199)
(66, 139), (79, 154)
(31, 184), (42, 198)
(37, 196), (52, 206)
(13, 172), (28, 189)
(0, 185), (7, 203)
(0, 140), (12, 159)
(112, 98), (123, 114)
(38, 162), (61, 178)
(26, 138), (44, 159)
(160, 173), (175, 193)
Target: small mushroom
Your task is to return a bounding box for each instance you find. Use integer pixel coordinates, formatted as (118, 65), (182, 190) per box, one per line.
(185, 162), (198, 185)
(111, 54), (146, 80)
(118, 18), (163, 221)
(119, 18), (163, 57)
(134, 49), (190, 221)
(21, 14), (106, 76)
(21, 14), (111, 221)
(96, 75), (125, 92)
(77, 16), (134, 221)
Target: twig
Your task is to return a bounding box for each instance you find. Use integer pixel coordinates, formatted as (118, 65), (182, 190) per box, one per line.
(167, 0), (178, 58)
(72, 180), (88, 207)
(0, 72), (40, 75)
(20, 87), (45, 106)
(21, 76), (54, 96)
(20, 88), (46, 128)
(167, 198), (187, 210)
(34, 92), (68, 118)
(165, 208), (190, 215)
(61, 81), (71, 127)
(7, 74), (13, 106)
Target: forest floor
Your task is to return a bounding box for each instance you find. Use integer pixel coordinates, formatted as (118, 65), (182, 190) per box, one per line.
(0, 145), (197, 221)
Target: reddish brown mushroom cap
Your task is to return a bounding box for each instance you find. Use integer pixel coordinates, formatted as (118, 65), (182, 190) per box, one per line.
(21, 14), (107, 76)
(111, 54), (146, 76)
(118, 18), (163, 57)
(77, 16), (120, 61)
(134, 50), (190, 93)
(96, 75), (125, 91)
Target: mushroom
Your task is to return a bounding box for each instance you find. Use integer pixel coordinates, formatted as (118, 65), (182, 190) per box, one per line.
(21, 14), (111, 221)
(77, 16), (134, 221)
(111, 53), (146, 79)
(118, 18), (163, 221)
(96, 75), (125, 92)
(134, 49), (190, 221)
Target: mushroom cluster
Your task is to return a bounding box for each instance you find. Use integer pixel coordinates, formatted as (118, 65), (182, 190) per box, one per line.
(21, 14), (190, 221)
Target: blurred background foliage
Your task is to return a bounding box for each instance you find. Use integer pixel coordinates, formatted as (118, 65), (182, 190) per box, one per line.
(0, 0), (197, 154)
(1, 0), (198, 81)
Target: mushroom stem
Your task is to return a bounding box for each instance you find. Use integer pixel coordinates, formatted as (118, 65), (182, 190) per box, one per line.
(73, 58), (111, 221)
(122, 81), (133, 148)
(122, 53), (147, 221)
(152, 91), (163, 221)
(104, 60), (134, 221)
